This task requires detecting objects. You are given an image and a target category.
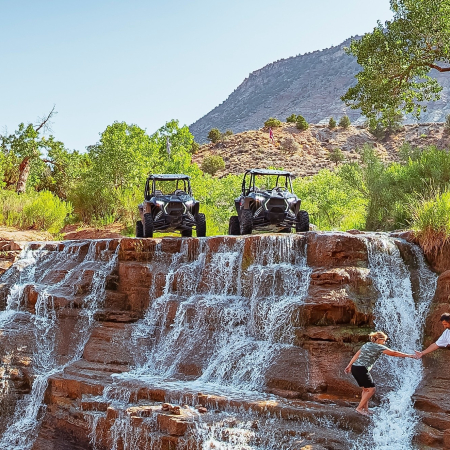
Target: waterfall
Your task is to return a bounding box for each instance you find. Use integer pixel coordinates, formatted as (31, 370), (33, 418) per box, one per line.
(0, 240), (120, 450)
(354, 235), (437, 450)
(120, 235), (311, 394)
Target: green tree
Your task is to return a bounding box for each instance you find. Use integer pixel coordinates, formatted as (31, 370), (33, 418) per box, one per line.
(207, 128), (222, 143)
(339, 116), (351, 129)
(296, 115), (309, 131)
(329, 148), (344, 165)
(201, 155), (225, 176)
(286, 114), (298, 123)
(0, 107), (65, 193)
(342, 0), (450, 122)
(328, 117), (337, 129)
(445, 114), (450, 134)
(264, 118), (282, 128)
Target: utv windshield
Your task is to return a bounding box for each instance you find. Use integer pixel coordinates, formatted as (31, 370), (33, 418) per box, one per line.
(145, 177), (192, 199)
(242, 171), (293, 194)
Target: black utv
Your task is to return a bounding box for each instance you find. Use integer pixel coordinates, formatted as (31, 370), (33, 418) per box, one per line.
(228, 169), (309, 235)
(136, 174), (206, 238)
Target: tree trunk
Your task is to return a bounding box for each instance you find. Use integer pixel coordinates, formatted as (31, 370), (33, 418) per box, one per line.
(16, 157), (31, 194)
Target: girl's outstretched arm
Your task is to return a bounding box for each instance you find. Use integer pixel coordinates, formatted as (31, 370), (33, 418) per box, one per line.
(344, 349), (361, 373)
(382, 349), (415, 358)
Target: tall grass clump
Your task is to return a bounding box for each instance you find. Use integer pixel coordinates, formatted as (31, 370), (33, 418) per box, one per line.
(411, 191), (450, 255)
(0, 190), (72, 234)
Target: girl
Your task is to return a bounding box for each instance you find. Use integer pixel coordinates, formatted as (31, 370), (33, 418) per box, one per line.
(344, 331), (416, 416)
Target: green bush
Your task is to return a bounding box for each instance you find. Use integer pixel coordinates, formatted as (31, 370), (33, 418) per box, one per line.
(191, 141), (200, 154)
(411, 191), (450, 254)
(207, 128), (222, 144)
(222, 130), (233, 139)
(339, 115), (351, 129)
(296, 115), (309, 131)
(445, 114), (450, 134)
(329, 148), (344, 165)
(328, 117), (337, 129)
(286, 114), (298, 123)
(201, 155), (225, 176)
(0, 190), (72, 234)
(264, 118), (282, 128)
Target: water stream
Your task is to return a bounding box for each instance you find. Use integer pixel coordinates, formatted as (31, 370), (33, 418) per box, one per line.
(0, 240), (120, 450)
(353, 235), (437, 450)
(0, 234), (439, 449)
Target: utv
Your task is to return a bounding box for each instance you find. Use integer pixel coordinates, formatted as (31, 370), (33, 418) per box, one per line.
(228, 168), (309, 235)
(136, 174), (206, 238)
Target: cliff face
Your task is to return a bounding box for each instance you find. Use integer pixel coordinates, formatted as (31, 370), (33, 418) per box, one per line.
(189, 37), (450, 143)
(0, 233), (448, 449)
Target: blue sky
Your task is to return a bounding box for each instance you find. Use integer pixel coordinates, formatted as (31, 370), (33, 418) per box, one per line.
(1, 0), (392, 151)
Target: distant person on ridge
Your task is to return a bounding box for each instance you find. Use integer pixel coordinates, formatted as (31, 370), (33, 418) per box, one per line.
(415, 312), (450, 358)
(344, 331), (417, 416)
(269, 127), (274, 143)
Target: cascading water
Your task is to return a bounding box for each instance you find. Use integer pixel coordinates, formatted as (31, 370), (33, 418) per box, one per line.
(354, 235), (437, 450)
(0, 240), (120, 450)
(121, 235), (312, 394)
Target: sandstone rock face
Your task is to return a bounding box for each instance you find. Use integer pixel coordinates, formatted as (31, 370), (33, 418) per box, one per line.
(0, 233), (443, 449)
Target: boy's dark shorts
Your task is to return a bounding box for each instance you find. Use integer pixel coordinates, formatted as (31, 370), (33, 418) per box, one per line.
(351, 365), (375, 388)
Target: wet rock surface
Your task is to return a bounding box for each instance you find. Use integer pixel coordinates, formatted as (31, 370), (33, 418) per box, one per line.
(0, 233), (444, 449)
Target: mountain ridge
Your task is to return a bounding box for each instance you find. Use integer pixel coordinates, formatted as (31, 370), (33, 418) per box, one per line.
(189, 37), (450, 143)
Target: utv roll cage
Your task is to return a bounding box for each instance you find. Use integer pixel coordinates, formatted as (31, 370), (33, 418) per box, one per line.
(144, 174), (192, 200)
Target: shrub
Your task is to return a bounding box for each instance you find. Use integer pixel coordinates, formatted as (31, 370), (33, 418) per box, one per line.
(339, 115), (351, 129)
(281, 135), (301, 153)
(445, 114), (450, 134)
(0, 190), (72, 234)
(222, 130), (233, 139)
(207, 128), (222, 144)
(264, 117), (282, 128)
(191, 141), (200, 154)
(328, 117), (337, 129)
(286, 114), (297, 123)
(296, 115), (309, 131)
(329, 148), (344, 165)
(411, 191), (450, 255)
(201, 155), (225, 176)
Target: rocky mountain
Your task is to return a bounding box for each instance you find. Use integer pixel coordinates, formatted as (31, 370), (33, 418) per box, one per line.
(192, 122), (450, 178)
(189, 37), (450, 143)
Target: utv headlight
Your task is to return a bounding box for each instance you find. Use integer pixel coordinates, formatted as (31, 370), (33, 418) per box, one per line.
(287, 197), (297, 203)
(185, 200), (194, 206)
(255, 195), (266, 202)
(156, 200), (165, 206)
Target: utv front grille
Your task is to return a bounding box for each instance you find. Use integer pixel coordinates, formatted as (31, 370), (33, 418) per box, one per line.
(167, 202), (184, 215)
(266, 198), (287, 213)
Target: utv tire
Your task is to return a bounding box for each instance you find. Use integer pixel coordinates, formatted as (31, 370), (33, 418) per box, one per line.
(143, 213), (154, 238)
(296, 210), (309, 232)
(181, 229), (193, 237)
(136, 220), (144, 238)
(228, 216), (240, 235)
(280, 228), (291, 233)
(240, 209), (253, 235)
(195, 213), (206, 237)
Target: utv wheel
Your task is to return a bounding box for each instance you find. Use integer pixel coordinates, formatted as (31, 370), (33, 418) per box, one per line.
(195, 213), (206, 237)
(136, 220), (144, 238)
(181, 229), (193, 237)
(280, 228), (291, 233)
(296, 210), (309, 232)
(240, 209), (253, 235)
(228, 216), (240, 235)
(143, 213), (154, 238)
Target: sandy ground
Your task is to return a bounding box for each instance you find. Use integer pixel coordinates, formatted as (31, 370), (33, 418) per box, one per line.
(0, 223), (127, 242)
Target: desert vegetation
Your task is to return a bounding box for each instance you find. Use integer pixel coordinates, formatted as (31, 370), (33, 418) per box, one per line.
(1, 114), (450, 241)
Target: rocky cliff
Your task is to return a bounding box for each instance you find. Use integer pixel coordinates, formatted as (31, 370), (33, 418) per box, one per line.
(192, 122), (450, 178)
(189, 37), (450, 144)
(0, 233), (448, 449)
